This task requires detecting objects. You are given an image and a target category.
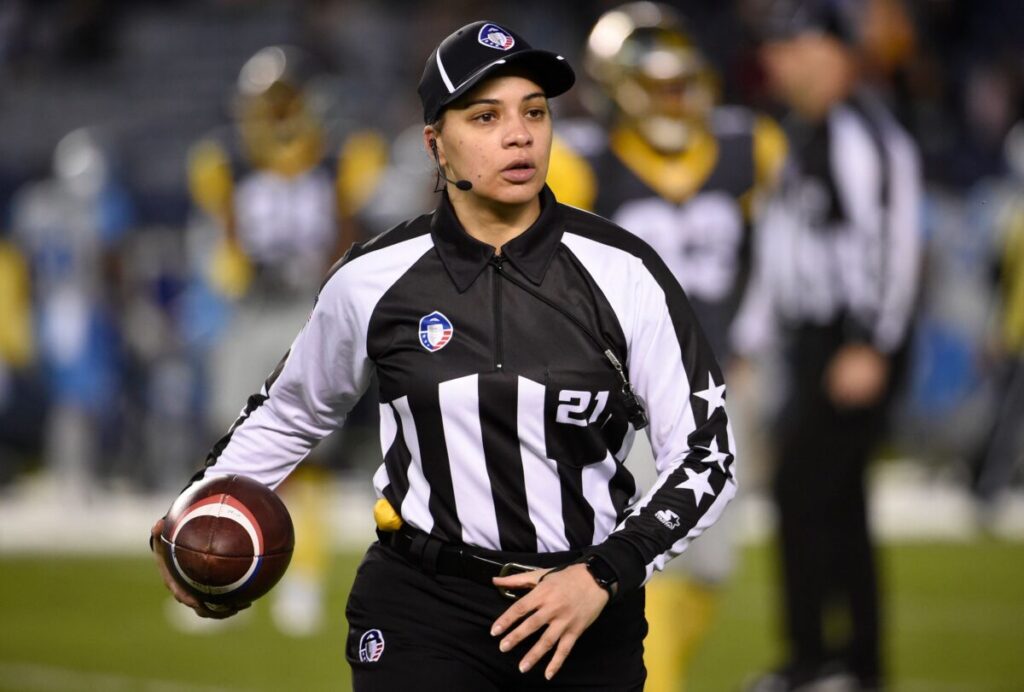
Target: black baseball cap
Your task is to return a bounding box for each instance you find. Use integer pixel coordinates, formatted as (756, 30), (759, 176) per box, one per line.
(748, 0), (858, 44)
(418, 20), (576, 124)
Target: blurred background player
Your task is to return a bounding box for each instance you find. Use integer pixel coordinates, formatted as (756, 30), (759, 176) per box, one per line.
(734, 1), (924, 689)
(970, 121), (1024, 515)
(8, 128), (133, 503)
(184, 44), (388, 636)
(549, 4), (787, 690)
(0, 224), (42, 487)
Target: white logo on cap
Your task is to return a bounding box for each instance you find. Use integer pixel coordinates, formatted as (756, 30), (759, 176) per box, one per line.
(478, 23), (515, 51)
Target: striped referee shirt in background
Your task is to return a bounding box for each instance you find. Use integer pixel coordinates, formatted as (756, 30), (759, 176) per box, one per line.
(200, 186), (737, 594)
(733, 90), (922, 356)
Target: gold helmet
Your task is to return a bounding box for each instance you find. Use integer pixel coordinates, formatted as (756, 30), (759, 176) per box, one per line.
(584, 2), (718, 153)
(234, 45), (325, 174)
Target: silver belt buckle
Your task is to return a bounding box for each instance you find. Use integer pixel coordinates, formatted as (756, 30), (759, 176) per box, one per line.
(496, 562), (538, 600)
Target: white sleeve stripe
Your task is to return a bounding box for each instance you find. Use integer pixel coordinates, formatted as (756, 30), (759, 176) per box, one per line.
(831, 104), (921, 351)
(874, 129), (921, 351)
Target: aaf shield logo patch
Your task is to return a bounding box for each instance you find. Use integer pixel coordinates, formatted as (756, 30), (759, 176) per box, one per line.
(478, 23), (515, 51)
(358, 628), (385, 663)
(419, 311), (454, 352)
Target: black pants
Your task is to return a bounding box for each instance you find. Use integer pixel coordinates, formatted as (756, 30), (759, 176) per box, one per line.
(345, 542), (647, 691)
(971, 355), (1024, 502)
(772, 324), (890, 684)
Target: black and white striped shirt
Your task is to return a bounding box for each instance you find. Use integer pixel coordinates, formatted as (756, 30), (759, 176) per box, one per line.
(202, 186), (737, 594)
(733, 91), (921, 355)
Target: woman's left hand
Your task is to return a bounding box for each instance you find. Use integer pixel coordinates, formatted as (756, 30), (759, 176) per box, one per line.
(491, 564), (610, 680)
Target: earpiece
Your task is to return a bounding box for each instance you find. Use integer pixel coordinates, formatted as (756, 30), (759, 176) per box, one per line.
(429, 137), (472, 191)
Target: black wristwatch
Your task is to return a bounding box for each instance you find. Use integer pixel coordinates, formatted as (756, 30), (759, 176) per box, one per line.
(581, 555), (618, 598)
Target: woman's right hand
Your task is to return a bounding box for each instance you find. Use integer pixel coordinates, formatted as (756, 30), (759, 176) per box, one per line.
(823, 343), (889, 408)
(150, 518), (251, 620)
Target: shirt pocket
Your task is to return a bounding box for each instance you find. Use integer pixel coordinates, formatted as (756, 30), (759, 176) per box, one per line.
(543, 376), (629, 469)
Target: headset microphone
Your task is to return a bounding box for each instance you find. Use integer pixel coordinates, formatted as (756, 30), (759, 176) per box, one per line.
(430, 140), (473, 191)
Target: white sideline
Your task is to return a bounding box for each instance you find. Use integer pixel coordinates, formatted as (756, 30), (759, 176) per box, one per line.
(0, 476), (377, 555)
(0, 462), (1022, 554)
(0, 661), (243, 692)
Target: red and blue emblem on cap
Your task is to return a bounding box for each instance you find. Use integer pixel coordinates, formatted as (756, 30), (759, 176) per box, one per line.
(419, 311), (454, 352)
(478, 23), (515, 51)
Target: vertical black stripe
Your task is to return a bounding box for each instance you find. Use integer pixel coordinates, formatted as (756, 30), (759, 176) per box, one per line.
(381, 484), (401, 519)
(409, 390), (462, 543)
(264, 349), (291, 393)
(860, 97), (892, 327)
(561, 207), (726, 416)
(382, 403), (412, 511)
(609, 462), (637, 526)
(558, 466), (595, 548)
(848, 97), (893, 327)
(478, 375), (537, 551)
(687, 408), (729, 448)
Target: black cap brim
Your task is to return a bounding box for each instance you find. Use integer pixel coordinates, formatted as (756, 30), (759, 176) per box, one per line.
(425, 49), (574, 123)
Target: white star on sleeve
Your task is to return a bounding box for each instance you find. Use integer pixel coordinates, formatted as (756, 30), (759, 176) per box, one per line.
(693, 373), (726, 413)
(697, 437), (732, 474)
(676, 467), (716, 505)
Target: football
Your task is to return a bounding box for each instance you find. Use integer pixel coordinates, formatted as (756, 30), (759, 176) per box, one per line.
(159, 474), (294, 610)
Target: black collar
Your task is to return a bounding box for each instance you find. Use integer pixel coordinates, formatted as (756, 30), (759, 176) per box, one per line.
(430, 185), (564, 292)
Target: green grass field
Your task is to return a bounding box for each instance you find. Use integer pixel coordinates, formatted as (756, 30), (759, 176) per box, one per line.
(1, 541), (1022, 691)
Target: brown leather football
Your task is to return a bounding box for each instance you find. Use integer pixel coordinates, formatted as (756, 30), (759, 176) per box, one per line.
(160, 474), (294, 609)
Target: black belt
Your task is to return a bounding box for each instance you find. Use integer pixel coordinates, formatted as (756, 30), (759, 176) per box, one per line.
(377, 525), (582, 600)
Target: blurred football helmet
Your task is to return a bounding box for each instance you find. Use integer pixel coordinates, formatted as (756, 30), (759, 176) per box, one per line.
(234, 45), (325, 174)
(53, 128), (110, 198)
(585, 2), (718, 153)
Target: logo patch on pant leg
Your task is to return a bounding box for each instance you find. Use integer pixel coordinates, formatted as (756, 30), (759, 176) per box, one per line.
(358, 628), (385, 662)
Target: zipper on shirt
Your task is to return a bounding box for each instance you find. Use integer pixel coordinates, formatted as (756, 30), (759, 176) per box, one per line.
(488, 255), (648, 429)
(491, 255), (505, 370)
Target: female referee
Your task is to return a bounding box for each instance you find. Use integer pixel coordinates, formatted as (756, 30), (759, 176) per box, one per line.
(152, 20), (737, 690)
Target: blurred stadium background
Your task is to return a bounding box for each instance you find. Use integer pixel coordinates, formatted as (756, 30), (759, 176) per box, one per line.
(0, 0), (1022, 690)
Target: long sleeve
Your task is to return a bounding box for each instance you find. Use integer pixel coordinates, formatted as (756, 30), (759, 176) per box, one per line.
(828, 101), (922, 354)
(200, 271), (373, 489)
(867, 116), (922, 353)
(584, 244), (737, 594)
(197, 229), (434, 490)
